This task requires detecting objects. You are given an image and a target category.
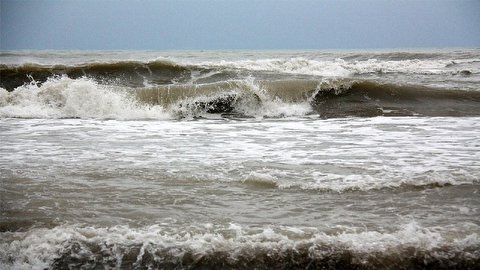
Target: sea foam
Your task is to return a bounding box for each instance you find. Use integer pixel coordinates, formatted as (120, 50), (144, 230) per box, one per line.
(1, 222), (478, 270)
(0, 77), (168, 120)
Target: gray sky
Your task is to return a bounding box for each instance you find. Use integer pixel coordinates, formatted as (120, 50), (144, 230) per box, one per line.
(1, 0), (479, 50)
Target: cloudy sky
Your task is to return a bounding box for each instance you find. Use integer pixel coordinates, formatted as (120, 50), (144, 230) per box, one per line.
(1, 0), (479, 50)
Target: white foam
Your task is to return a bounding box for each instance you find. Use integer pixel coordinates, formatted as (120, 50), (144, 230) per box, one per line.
(1, 222), (478, 269)
(243, 172), (279, 188)
(0, 77), (168, 120)
(167, 78), (312, 119)
(233, 78), (312, 118)
(347, 58), (453, 74)
(198, 58), (353, 77)
(279, 170), (480, 193)
(193, 57), (478, 77)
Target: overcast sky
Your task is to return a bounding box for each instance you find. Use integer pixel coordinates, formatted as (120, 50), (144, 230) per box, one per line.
(1, 0), (479, 50)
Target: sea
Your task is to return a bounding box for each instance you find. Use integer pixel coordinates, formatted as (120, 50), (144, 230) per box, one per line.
(1, 49), (479, 269)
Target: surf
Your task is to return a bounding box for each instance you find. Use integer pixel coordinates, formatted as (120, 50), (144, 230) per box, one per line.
(2, 75), (480, 119)
(2, 222), (478, 270)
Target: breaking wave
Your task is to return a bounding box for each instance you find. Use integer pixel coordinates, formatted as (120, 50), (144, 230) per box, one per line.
(2, 76), (480, 119)
(1, 222), (478, 270)
(234, 165), (480, 192)
(0, 77), (168, 120)
(0, 76), (314, 119)
(195, 57), (480, 76)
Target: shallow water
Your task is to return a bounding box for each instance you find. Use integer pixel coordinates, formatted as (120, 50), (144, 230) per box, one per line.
(1, 117), (479, 269)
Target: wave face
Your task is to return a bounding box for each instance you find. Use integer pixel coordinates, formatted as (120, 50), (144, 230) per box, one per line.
(0, 60), (196, 90)
(311, 80), (480, 117)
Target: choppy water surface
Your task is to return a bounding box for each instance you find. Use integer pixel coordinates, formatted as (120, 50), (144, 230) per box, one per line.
(1, 49), (480, 269)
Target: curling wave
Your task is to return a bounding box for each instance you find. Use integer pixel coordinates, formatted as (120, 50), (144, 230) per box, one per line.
(95, 78), (480, 118)
(2, 76), (480, 119)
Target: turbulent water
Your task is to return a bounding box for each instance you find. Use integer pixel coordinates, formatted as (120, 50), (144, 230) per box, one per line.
(1, 49), (479, 269)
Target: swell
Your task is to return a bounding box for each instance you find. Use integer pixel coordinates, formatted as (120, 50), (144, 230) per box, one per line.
(3, 56), (479, 91)
(0, 60), (210, 91)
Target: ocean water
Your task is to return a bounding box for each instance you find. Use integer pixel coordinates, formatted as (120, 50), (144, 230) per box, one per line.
(1, 49), (479, 269)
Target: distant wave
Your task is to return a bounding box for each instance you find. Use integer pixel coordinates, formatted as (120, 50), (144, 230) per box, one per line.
(0, 60), (196, 90)
(2, 57), (478, 91)
(194, 57), (479, 75)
